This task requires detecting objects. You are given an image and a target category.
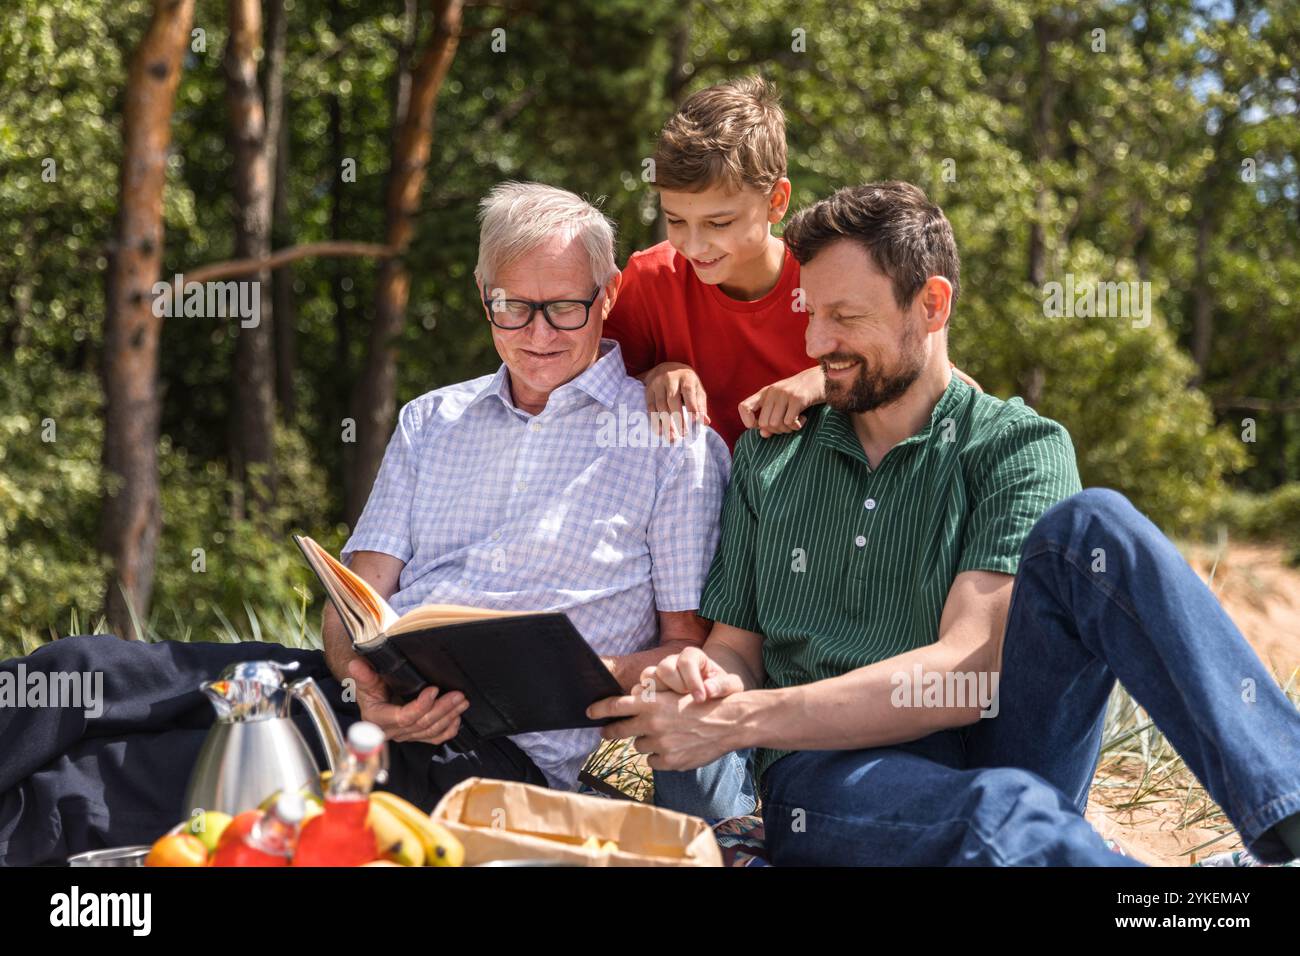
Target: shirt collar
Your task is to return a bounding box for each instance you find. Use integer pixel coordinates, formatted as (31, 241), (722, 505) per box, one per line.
(815, 373), (968, 468)
(466, 338), (626, 416)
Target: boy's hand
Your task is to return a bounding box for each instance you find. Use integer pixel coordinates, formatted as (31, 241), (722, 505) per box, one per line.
(349, 658), (469, 746)
(738, 365), (825, 438)
(642, 361), (711, 442)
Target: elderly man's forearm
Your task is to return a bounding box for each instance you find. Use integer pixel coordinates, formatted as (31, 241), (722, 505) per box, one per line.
(322, 605), (359, 684)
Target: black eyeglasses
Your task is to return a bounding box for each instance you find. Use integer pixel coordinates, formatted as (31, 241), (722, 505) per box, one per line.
(482, 286), (601, 331)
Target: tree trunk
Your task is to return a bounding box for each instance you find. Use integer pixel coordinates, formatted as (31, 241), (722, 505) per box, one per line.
(225, 0), (276, 512)
(1189, 115), (1236, 385)
(329, 60), (353, 510)
(266, 0), (297, 420)
(1190, 208), (1214, 380)
(1020, 15), (1058, 409)
(346, 0), (463, 525)
(1026, 15), (1057, 289)
(654, 7), (692, 243)
(100, 0), (196, 639)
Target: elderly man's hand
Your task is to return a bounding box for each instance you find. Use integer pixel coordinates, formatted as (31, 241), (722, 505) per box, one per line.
(349, 658), (469, 745)
(639, 646), (744, 703)
(587, 688), (736, 772)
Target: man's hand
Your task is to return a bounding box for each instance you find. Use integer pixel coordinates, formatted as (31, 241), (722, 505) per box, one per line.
(643, 362), (710, 442)
(587, 689), (737, 772)
(641, 646), (744, 703)
(348, 658), (469, 745)
(738, 365), (825, 438)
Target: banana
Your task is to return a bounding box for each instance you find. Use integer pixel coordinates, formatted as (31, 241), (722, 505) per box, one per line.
(370, 790), (465, 867)
(367, 798), (425, 866)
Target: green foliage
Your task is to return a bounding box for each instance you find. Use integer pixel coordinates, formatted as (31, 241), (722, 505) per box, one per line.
(1214, 484), (1300, 562)
(958, 243), (1248, 531)
(0, 358), (342, 648)
(1, 0), (1297, 642)
(0, 365), (108, 646)
(149, 423), (344, 645)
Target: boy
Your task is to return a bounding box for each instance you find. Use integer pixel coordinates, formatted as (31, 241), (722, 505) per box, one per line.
(608, 76), (973, 449)
(605, 76), (822, 449)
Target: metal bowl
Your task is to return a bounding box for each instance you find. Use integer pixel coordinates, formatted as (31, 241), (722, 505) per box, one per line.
(67, 845), (152, 867)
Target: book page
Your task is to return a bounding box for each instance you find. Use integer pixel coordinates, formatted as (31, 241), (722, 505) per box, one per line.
(295, 535), (400, 642)
(386, 603), (530, 636)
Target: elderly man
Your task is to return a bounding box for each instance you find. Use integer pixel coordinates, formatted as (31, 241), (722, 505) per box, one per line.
(330, 181), (728, 790)
(0, 182), (728, 865)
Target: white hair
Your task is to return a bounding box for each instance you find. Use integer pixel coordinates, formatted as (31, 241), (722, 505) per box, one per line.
(473, 181), (618, 291)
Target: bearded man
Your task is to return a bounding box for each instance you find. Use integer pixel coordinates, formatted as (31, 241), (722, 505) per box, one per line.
(595, 181), (1300, 867)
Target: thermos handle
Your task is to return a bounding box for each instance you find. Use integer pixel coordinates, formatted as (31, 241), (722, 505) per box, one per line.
(287, 677), (347, 774)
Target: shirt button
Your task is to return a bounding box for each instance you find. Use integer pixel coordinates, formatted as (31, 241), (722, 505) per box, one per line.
(864, 498), (877, 510)
(854, 535), (867, 548)
(530, 421), (542, 432)
(492, 530), (502, 540)
(516, 480), (527, 492)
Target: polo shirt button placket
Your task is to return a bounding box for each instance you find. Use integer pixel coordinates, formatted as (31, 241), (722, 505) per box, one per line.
(854, 493), (877, 548)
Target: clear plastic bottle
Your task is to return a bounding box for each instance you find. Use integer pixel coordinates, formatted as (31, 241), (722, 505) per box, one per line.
(293, 721), (386, 866)
(210, 791), (306, 867)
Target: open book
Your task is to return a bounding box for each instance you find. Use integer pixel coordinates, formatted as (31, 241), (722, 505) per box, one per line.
(293, 535), (623, 752)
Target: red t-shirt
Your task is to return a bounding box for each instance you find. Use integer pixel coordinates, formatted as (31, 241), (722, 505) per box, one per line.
(605, 241), (811, 449)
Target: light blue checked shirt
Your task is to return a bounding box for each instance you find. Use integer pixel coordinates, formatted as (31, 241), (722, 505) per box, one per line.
(342, 339), (730, 789)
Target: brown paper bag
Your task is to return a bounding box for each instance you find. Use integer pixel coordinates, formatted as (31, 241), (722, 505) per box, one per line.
(430, 777), (722, 867)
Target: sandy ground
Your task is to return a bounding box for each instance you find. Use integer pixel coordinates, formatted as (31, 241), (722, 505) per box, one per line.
(1085, 542), (1300, 865)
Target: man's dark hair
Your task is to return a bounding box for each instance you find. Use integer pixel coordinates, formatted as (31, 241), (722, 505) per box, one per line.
(783, 181), (961, 311)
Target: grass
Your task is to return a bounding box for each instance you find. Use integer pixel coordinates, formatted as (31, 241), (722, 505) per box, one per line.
(1, 585), (323, 661)
(582, 736), (655, 803)
(1092, 667), (1300, 863)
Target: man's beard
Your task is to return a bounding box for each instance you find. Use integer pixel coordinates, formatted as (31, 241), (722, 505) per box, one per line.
(822, 322), (926, 414)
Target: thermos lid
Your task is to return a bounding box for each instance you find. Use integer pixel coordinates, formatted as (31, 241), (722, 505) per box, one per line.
(201, 660), (303, 721)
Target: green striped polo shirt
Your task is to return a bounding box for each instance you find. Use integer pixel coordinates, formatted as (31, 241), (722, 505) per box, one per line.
(698, 375), (1082, 783)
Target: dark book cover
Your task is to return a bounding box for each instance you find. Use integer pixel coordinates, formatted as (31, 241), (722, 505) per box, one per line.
(360, 614), (624, 742)
(293, 534), (624, 753)
(355, 613), (624, 756)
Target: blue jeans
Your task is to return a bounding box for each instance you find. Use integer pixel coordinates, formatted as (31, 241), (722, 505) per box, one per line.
(655, 489), (1300, 865)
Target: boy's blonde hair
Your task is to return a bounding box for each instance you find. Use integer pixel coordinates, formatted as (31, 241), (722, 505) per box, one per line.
(652, 75), (787, 194)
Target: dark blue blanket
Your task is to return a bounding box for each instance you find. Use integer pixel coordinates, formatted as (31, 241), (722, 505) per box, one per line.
(0, 635), (543, 866)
